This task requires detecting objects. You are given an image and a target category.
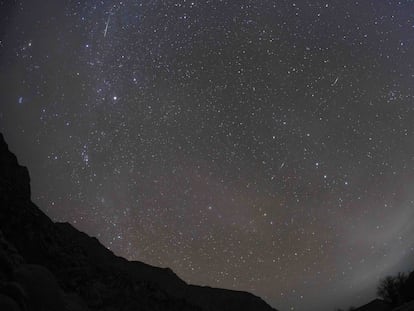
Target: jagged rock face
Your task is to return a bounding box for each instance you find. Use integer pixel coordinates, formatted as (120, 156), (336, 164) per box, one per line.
(0, 133), (277, 311)
(0, 135), (31, 201)
(0, 230), (24, 279)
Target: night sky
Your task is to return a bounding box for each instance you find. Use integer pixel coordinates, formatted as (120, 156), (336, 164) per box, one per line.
(1, 0), (414, 310)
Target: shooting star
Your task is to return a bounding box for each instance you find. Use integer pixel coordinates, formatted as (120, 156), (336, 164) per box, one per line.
(331, 76), (339, 86)
(104, 15), (111, 37)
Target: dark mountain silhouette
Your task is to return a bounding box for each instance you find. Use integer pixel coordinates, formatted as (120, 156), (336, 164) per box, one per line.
(406, 272), (414, 302)
(353, 299), (414, 311)
(353, 299), (393, 311)
(353, 271), (414, 311)
(0, 133), (277, 311)
(393, 301), (414, 311)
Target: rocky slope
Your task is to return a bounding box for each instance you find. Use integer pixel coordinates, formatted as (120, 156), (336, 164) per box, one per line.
(0, 133), (277, 311)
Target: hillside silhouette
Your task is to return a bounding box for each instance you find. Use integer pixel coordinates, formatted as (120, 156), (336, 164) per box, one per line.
(0, 133), (277, 311)
(338, 265), (414, 310)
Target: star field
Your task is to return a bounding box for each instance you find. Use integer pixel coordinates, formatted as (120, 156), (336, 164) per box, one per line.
(1, 1), (414, 310)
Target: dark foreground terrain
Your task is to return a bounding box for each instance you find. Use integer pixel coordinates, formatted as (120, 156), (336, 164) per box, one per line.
(352, 299), (414, 311)
(0, 132), (277, 311)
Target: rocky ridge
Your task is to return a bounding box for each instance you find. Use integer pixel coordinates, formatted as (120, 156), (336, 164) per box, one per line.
(0, 133), (277, 311)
